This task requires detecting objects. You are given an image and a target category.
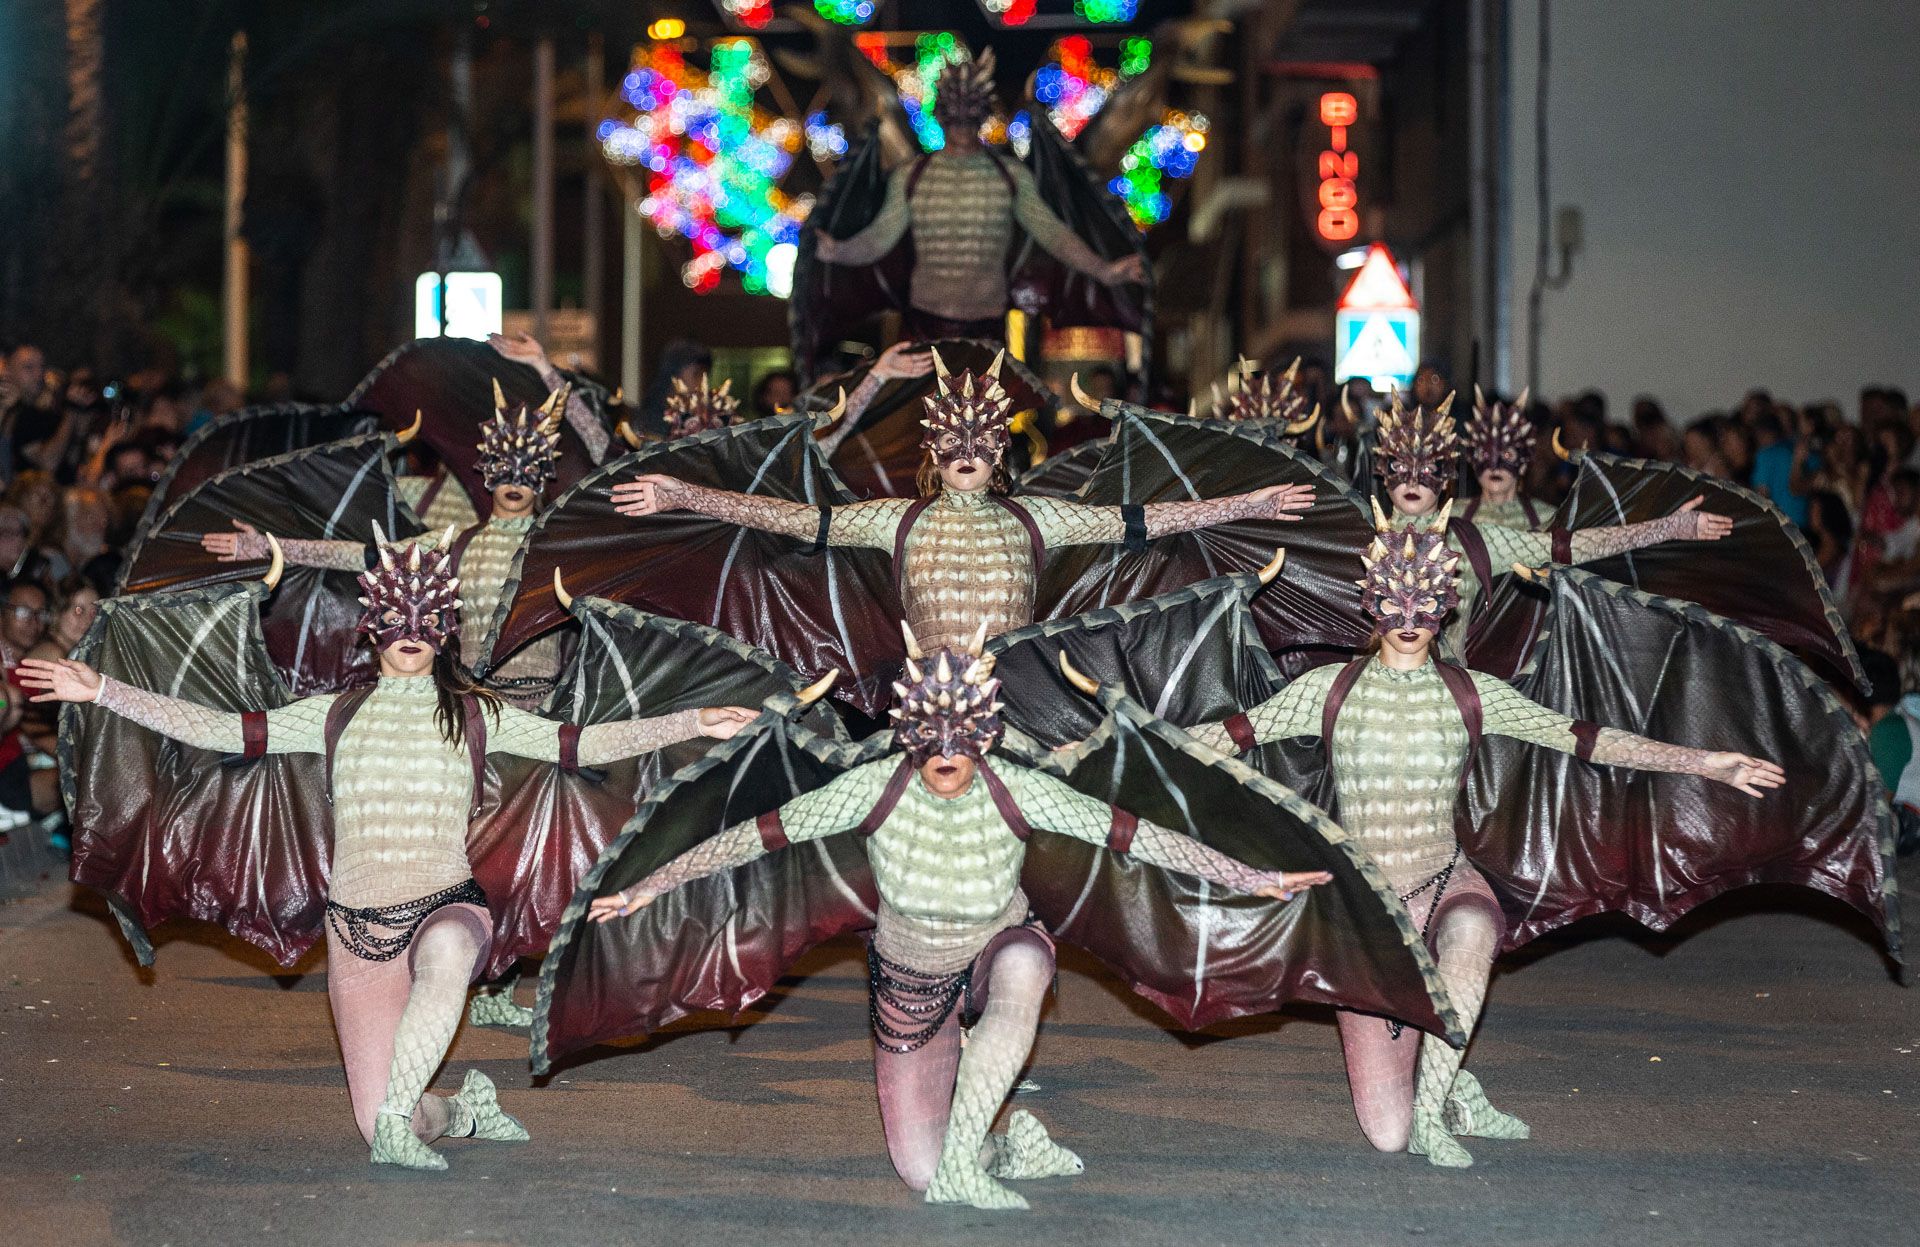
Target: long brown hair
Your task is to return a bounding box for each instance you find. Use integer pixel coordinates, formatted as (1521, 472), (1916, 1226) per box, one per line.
(431, 638), (503, 748)
(915, 451), (1013, 498)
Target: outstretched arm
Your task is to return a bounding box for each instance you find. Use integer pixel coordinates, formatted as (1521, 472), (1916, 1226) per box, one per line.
(200, 521), (369, 570)
(1186, 664), (1338, 756)
(1007, 162), (1143, 286)
(999, 767), (1328, 898)
(813, 165), (912, 267)
(815, 342), (935, 458)
(588, 758), (898, 922)
(1474, 674), (1784, 797)
(1567, 496), (1733, 562)
(1019, 487), (1316, 549)
(610, 474), (909, 550)
(18, 658), (332, 754)
(485, 703), (759, 765)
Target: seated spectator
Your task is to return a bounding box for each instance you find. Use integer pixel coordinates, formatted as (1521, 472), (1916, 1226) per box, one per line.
(1748, 411), (1804, 523)
(1805, 490), (1854, 595)
(46, 485), (117, 587)
(1867, 648), (1920, 855)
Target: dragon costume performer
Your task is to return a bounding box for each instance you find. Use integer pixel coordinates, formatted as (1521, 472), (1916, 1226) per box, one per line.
(1458, 387), (1547, 530)
(980, 520), (1897, 1170)
(789, 48), (1149, 382)
(34, 528), (823, 1170)
(535, 630), (1469, 1210)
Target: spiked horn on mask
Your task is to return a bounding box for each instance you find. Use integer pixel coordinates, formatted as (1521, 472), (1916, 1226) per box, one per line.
(477, 380), (566, 492)
(661, 372), (741, 439)
(1207, 357), (1320, 436)
(888, 621), (1004, 764)
(920, 349), (1013, 469)
(356, 522), (464, 651)
(932, 47), (996, 130)
(1357, 498), (1461, 634)
(1463, 385), (1536, 476)
(1376, 391), (1460, 494)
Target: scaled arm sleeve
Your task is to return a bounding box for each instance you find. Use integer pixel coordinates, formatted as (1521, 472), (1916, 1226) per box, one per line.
(94, 677), (333, 754)
(628, 758), (898, 899)
(814, 372), (888, 458)
(539, 362), (613, 463)
(1476, 523), (1553, 572)
(1000, 767), (1285, 894)
(1007, 163), (1115, 279)
(1187, 664), (1337, 754)
(484, 704), (705, 764)
(227, 531), (368, 571)
(1019, 494), (1282, 549)
(663, 482), (907, 550)
(814, 166), (911, 267)
(1472, 671), (1716, 773)
(1567, 510), (1710, 563)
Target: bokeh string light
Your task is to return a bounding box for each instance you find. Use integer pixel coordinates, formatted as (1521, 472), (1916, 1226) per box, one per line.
(719, 0), (775, 30)
(1109, 111), (1208, 227)
(598, 40), (810, 295)
(813, 0), (877, 24)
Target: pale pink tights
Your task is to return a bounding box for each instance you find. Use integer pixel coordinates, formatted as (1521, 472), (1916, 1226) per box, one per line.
(872, 928), (1054, 1190)
(1337, 863), (1505, 1151)
(324, 903), (492, 1144)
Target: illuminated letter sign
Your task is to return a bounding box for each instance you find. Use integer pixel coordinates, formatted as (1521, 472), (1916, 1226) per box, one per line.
(1316, 91), (1359, 243)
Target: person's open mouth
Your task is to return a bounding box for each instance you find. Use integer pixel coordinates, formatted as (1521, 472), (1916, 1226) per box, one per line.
(1397, 630), (1419, 642)
(935, 762), (960, 778)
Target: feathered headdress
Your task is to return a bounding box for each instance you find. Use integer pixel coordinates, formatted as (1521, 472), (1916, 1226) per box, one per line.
(889, 622), (1004, 764)
(661, 373), (741, 439)
(1201, 357), (1320, 438)
(356, 522), (463, 650)
(921, 348), (1013, 468)
(932, 47), (996, 130)
(1357, 498), (1461, 633)
(476, 380), (565, 491)
(1462, 385), (1535, 476)
(1376, 392), (1459, 492)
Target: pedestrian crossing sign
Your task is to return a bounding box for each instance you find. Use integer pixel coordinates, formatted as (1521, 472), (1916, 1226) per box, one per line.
(1334, 243), (1419, 391)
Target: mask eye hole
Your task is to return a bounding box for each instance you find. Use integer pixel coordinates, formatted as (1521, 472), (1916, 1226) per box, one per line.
(381, 609), (403, 627)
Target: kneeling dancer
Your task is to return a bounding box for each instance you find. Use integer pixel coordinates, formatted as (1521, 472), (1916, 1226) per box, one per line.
(1187, 518), (1784, 1167)
(22, 533), (755, 1170)
(590, 629), (1331, 1210)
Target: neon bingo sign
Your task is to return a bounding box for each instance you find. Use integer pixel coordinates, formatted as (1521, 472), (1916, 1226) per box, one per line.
(1316, 91), (1359, 243)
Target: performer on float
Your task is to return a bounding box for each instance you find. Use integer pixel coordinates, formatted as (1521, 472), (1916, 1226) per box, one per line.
(202, 386), (572, 691)
(1372, 394), (1732, 658)
(612, 353), (1314, 653)
(807, 50), (1142, 341)
(813, 342), (938, 458)
(1183, 514), (1784, 1168)
(21, 532), (757, 1171)
(1459, 387), (1548, 530)
(586, 628), (1332, 1210)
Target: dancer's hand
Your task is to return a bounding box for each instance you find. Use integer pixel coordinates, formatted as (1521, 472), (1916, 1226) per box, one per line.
(588, 886), (658, 923)
(17, 657), (103, 703)
(488, 331), (550, 371)
(1675, 496), (1733, 542)
(611, 473), (686, 517)
(871, 342), (934, 382)
(1104, 253), (1146, 285)
(1256, 870), (1333, 901)
(697, 706), (758, 739)
(1247, 483), (1316, 520)
(1699, 751), (1785, 797)
(200, 519), (263, 562)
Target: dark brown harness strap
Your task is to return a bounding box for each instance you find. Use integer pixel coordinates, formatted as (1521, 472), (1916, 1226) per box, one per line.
(461, 695), (488, 820)
(756, 810), (790, 852)
(416, 471), (446, 514)
(241, 710), (268, 759)
(1550, 526), (1573, 564)
(1319, 657), (1372, 762)
(558, 722), (581, 773)
(1462, 495), (1481, 520)
(891, 496), (938, 600)
(1106, 809), (1138, 853)
(1522, 497), (1541, 528)
(1223, 711), (1257, 755)
(854, 757), (916, 837)
(447, 523), (484, 574)
(1431, 660), (1485, 791)
(1572, 719), (1601, 761)
(976, 761), (1034, 841)
(321, 686), (379, 800)
(990, 495), (1046, 566)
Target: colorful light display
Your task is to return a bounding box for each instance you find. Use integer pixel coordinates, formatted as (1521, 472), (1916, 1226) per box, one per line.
(719, 0), (774, 30)
(856, 31), (973, 152)
(1109, 111), (1208, 227)
(598, 40), (809, 295)
(813, 0), (877, 24)
(1075, 0), (1140, 23)
(982, 0), (1038, 26)
(1032, 36), (1111, 140)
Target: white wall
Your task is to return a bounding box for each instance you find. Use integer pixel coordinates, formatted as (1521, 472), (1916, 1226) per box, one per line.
(1507, 0), (1920, 421)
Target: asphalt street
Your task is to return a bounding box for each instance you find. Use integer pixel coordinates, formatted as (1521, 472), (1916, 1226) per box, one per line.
(2, 861), (1915, 1247)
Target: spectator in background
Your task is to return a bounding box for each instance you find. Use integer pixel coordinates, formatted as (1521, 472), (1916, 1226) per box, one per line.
(0, 344), (51, 482)
(637, 338), (715, 435)
(0, 578), (49, 663)
(20, 574), (100, 752)
(1866, 647), (1920, 855)
(184, 377), (244, 436)
(1747, 411), (1803, 522)
(1683, 419), (1732, 478)
(1805, 490), (1855, 596)
(48, 486), (115, 587)
(1411, 363), (1449, 410)
(750, 369), (799, 420)
(1717, 421), (1756, 486)
(0, 505), (31, 580)
(1631, 397), (1677, 460)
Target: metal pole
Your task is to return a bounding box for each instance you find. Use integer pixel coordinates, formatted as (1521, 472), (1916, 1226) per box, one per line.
(583, 35), (605, 369)
(222, 31), (249, 388)
(532, 36), (555, 342)
(622, 204), (643, 402)
(1524, 0), (1551, 399)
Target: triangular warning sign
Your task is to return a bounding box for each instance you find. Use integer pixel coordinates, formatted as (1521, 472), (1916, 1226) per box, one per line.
(1344, 313), (1416, 381)
(1339, 243), (1417, 312)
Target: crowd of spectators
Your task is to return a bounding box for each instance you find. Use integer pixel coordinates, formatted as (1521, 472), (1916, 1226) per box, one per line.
(2, 337), (1916, 846)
